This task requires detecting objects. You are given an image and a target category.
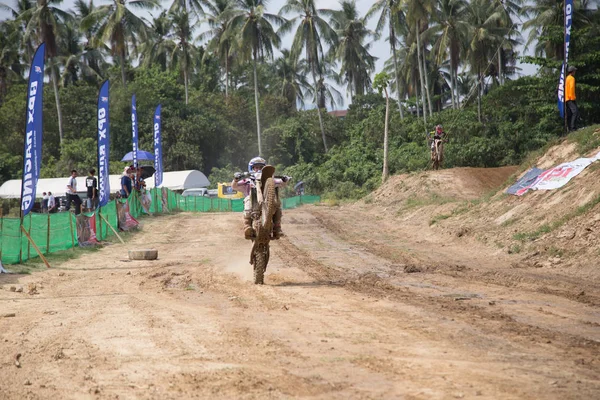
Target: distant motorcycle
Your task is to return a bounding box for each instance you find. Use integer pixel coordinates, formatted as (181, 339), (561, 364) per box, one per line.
(430, 138), (447, 170)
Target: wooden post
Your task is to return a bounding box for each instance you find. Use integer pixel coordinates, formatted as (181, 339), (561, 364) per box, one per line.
(0, 209), (3, 261)
(68, 212), (76, 251)
(21, 225), (51, 268)
(46, 213), (51, 254)
(99, 212), (125, 244)
(27, 213), (32, 260)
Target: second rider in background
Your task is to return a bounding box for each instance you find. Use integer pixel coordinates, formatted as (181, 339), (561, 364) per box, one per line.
(232, 157), (289, 240)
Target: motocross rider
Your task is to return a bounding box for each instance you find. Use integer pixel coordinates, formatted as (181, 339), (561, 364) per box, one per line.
(429, 124), (446, 154)
(231, 157), (289, 240)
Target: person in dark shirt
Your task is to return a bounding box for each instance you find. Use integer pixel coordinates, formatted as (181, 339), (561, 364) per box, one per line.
(120, 166), (132, 198)
(86, 168), (98, 211)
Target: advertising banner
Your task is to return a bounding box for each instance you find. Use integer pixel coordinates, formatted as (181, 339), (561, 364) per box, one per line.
(20, 43), (46, 216)
(131, 94), (139, 171)
(154, 105), (163, 187)
(97, 80), (110, 207)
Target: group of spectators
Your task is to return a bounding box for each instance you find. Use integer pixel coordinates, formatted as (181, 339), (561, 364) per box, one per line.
(63, 168), (98, 215)
(119, 165), (146, 199)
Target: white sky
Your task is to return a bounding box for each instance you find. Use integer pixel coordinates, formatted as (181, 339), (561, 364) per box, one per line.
(0, 0), (540, 109)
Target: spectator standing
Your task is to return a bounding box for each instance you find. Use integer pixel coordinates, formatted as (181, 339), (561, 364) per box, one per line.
(42, 192), (48, 213)
(48, 192), (57, 213)
(120, 167), (132, 199)
(566, 65), (580, 132)
(86, 168), (98, 211)
(66, 170), (82, 215)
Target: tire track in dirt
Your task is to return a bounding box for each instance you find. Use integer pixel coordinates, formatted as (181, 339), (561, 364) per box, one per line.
(279, 209), (600, 387)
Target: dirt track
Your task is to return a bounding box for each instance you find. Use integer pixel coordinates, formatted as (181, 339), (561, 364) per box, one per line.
(1, 208), (599, 399)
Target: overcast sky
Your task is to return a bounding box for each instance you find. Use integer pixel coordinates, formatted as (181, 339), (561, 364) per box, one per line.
(1, 0), (540, 109)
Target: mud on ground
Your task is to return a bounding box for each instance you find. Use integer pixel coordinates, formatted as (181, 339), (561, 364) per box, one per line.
(1, 201), (598, 399)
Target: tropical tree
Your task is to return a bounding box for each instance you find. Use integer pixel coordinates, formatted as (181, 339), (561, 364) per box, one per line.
(427, 0), (469, 109)
(229, 0), (284, 156)
(373, 71), (390, 183)
(169, 9), (197, 104)
(140, 11), (175, 71)
(83, 0), (158, 87)
(366, 0), (404, 118)
(403, 0), (435, 122)
(464, 0), (508, 122)
(522, 0), (590, 60)
(19, 0), (72, 144)
(326, 0), (376, 98)
(271, 49), (310, 110)
(279, 0), (338, 152)
(0, 20), (22, 103)
(199, 0), (238, 97)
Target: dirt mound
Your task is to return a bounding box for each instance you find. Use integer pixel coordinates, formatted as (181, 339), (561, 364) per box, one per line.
(369, 166), (518, 206)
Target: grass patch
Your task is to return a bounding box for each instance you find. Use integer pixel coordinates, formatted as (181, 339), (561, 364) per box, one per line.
(513, 194), (600, 241)
(568, 124), (600, 154)
(547, 246), (564, 258)
(403, 192), (456, 210)
(429, 214), (451, 226)
(508, 244), (521, 254)
(501, 217), (518, 227)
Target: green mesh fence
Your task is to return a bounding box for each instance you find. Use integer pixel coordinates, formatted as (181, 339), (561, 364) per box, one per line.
(0, 188), (319, 265)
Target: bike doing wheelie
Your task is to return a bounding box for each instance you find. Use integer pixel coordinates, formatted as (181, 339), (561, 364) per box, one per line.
(232, 157), (290, 284)
(429, 124), (448, 170)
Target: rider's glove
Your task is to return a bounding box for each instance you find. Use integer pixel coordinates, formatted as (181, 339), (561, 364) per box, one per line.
(281, 176), (290, 183)
(234, 172), (242, 181)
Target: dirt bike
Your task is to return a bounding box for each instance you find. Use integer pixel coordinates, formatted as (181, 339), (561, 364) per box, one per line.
(430, 137), (446, 170)
(238, 166), (286, 285)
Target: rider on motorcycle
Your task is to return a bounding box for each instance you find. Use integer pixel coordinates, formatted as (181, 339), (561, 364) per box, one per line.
(429, 124), (447, 154)
(231, 157), (289, 240)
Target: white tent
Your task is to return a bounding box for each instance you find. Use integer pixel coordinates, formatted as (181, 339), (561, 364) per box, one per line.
(0, 170), (210, 199)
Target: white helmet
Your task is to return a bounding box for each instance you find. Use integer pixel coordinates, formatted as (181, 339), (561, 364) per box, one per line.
(248, 156), (266, 173)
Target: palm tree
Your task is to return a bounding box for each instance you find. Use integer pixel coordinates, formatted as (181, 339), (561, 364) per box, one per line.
(403, 0), (435, 122)
(326, 0), (376, 99)
(271, 49), (310, 110)
(464, 0), (507, 122)
(279, 0), (337, 152)
(83, 0), (158, 87)
(0, 20), (23, 103)
(19, 0), (72, 144)
(169, 9), (197, 104)
(140, 11), (174, 71)
(427, 0), (469, 109)
(373, 71), (390, 183)
(522, 0), (579, 60)
(366, 0), (404, 118)
(229, 0), (284, 156)
(199, 0), (238, 97)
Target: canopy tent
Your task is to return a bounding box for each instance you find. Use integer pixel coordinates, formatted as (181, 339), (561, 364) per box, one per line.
(0, 170), (210, 199)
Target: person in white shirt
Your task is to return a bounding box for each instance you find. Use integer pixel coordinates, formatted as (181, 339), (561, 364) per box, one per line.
(65, 170), (82, 215)
(42, 192), (49, 213)
(48, 192), (56, 213)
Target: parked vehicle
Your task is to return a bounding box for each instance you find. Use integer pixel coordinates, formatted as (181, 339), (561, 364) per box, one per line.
(182, 188), (218, 198)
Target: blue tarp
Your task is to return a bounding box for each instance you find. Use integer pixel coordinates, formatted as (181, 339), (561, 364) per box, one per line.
(506, 168), (544, 196)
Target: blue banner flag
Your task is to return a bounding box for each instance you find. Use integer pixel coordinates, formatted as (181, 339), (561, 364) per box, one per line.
(97, 80), (110, 207)
(20, 43), (45, 216)
(154, 105), (163, 187)
(131, 94), (139, 171)
(557, 0), (574, 118)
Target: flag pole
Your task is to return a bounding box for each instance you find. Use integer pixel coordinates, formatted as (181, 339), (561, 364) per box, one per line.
(563, 0), (568, 136)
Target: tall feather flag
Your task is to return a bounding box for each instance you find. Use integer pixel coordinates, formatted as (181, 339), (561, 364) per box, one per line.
(154, 105), (163, 187)
(557, 0), (574, 118)
(20, 43), (46, 216)
(131, 94), (139, 171)
(97, 81), (110, 207)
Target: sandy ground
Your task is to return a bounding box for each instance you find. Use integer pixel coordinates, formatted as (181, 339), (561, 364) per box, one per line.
(1, 208), (599, 400)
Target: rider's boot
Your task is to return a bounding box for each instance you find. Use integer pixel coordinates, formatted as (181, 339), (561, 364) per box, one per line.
(272, 209), (283, 240)
(244, 215), (255, 239)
